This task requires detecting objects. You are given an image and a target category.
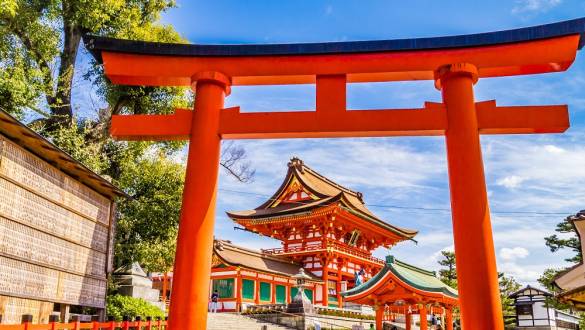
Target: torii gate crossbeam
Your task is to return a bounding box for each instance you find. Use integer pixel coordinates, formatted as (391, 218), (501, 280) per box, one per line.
(85, 18), (585, 330)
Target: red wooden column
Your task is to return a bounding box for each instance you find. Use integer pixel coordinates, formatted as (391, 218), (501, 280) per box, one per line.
(419, 305), (428, 330)
(236, 269), (242, 311)
(405, 310), (412, 330)
(162, 272), (168, 303)
(322, 256), (329, 306)
(436, 62), (504, 330)
(375, 306), (384, 330)
(254, 278), (260, 305)
(337, 258), (344, 308)
(445, 307), (454, 330)
(168, 71), (230, 330)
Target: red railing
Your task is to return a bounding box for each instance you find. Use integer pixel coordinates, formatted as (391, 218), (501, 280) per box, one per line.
(0, 320), (168, 330)
(262, 241), (384, 265)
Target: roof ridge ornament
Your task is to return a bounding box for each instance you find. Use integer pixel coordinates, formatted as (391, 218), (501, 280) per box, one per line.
(288, 156), (305, 173)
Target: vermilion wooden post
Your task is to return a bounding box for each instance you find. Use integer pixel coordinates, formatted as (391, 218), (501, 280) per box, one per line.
(405, 310), (412, 330)
(375, 306), (383, 330)
(322, 258), (329, 306)
(162, 272), (168, 303)
(236, 271), (242, 311)
(446, 308), (453, 330)
(167, 72), (228, 330)
(437, 63), (504, 330)
(419, 305), (428, 330)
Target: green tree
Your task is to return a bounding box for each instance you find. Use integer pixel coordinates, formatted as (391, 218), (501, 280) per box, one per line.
(1, 1), (254, 274)
(115, 154), (184, 273)
(436, 250), (522, 327)
(438, 250), (458, 289)
(544, 214), (582, 263)
(538, 211), (583, 310)
(0, 0), (186, 124)
(498, 272), (521, 329)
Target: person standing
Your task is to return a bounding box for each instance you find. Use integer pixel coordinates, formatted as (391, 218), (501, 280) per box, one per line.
(210, 290), (219, 313)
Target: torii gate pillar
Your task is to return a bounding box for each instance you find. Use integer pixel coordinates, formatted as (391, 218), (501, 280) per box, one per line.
(168, 72), (229, 328)
(437, 63), (503, 330)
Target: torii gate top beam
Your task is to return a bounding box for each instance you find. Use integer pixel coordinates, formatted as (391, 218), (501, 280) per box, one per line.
(85, 18), (585, 86)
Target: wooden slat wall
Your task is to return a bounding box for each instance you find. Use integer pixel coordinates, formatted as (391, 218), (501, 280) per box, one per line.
(0, 141), (110, 225)
(0, 296), (53, 324)
(0, 134), (114, 319)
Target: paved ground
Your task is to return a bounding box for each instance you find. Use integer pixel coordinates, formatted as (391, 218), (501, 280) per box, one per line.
(207, 312), (293, 330)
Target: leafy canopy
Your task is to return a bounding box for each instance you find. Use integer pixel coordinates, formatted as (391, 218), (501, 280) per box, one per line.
(1, 0), (254, 275)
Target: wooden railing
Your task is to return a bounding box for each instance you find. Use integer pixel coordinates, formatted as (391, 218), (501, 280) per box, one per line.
(0, 318), (167, 330)
(262, 241), (385, 265)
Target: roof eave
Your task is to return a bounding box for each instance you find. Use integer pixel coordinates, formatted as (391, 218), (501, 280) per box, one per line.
(84, 18), (585, 63)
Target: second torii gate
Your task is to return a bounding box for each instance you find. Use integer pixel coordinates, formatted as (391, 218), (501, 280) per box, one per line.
(85, 18), (585, 330)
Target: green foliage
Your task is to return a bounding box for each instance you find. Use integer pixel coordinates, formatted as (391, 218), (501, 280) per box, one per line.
(538, 213), (583, 311)
(436, 250), (522, 326)
(40, 119), (109, 173)
(437, 250), (457, 289)
(106, 294), (165, 321)
(544, 215), (582, 263)
(498, 273), (521, 329)
(1, 0), (254, 275)
(114, 153), (185, 273)
(537, 268), (573, 310)
(0, 0), (18, 17)
(0, 0), (186, 120)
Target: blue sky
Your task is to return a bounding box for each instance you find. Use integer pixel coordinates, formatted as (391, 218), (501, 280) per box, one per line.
(78, 1), (585, 286)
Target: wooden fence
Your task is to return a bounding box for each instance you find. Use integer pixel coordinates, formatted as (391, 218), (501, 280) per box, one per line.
(0, 316), (168, 330)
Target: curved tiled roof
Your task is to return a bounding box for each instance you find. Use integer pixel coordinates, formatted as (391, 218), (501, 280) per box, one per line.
(342, 255), (458, 299)
(213, 240), (322, 281)
(227, 157), (417, 240)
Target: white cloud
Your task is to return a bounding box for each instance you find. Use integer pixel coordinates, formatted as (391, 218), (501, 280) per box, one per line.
(496, 175), (525, 189)
(512, 0), (562, 14)
(499, 262), (542, 284)
(500, 247), (530, 261)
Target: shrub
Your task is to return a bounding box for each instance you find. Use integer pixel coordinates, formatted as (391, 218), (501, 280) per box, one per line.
(106, 295), (166, 321)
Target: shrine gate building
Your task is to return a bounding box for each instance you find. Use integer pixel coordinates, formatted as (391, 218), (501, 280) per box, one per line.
(226, 157), (417, 309)
(154, 157), (453, 314)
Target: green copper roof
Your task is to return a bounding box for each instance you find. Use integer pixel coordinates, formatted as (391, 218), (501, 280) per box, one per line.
(341, 256), (458, 299)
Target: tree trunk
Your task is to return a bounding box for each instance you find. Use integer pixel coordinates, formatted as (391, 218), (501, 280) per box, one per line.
(49, 12), (82, 127)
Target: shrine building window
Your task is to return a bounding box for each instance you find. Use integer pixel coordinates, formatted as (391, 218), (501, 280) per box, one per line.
(212, 278), (234, 298)
(259, 282), (271, 302)
(242, 279), (255, 300)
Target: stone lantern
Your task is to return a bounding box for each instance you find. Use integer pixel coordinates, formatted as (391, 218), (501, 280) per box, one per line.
(286, 269), (314, 314)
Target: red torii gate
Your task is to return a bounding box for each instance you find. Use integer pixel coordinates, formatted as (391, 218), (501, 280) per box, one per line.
(85, 18), (585, 330)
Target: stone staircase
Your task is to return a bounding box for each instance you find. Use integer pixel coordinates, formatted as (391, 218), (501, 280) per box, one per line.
(207, 312), (294, 330)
